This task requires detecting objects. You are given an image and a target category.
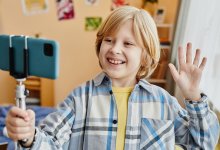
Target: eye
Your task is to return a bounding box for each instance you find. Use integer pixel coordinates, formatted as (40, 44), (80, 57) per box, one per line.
(124, 41), (134, 46)
(104, 37), (113, 43)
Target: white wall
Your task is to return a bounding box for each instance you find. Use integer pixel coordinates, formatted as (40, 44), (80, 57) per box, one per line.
(172, 0), (220, 109)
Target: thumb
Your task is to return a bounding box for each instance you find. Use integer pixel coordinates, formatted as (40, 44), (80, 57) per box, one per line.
(9, 106), (28, 119)
(168, 63), (179, 82)
(25, 109), (35, 122)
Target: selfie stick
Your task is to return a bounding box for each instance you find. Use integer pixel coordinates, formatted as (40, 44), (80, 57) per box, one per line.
(9, 35), (29, 109)
(8, 35), (29, 143)
(13, 36), (29, 110)
(15, 79), (29, 111)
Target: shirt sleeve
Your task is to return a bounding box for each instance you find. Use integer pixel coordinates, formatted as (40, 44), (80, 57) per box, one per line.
(18, 94), (77, 150)
(174, 94), (220, 149)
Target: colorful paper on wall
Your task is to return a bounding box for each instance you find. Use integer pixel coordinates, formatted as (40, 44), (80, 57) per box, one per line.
(21, 0), (49, 15)
(85, 17), (102, 31)
(85, 0), (99, 6)
(56, 0), (74, 21)
(111, 0), (129, 10)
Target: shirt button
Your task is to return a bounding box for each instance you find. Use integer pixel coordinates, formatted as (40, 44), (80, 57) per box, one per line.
(109, 90), (113, 95)
(113, 120), (117, 124)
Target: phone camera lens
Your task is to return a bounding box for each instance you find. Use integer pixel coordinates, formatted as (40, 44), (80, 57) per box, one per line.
(44, 43), (53, 56)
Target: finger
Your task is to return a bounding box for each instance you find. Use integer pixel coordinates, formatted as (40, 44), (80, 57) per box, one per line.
(199, 57), (207, 70)
(169, 63), (179, 82)
(193, 49), (201, 66)
(6, 124), (32, 135)
(186, 42), (192, 64)
(9, 107), (28, 119)
(6, 117), (31, 128)
(7, 128), (34, 141)
(178, 46), (185, 70)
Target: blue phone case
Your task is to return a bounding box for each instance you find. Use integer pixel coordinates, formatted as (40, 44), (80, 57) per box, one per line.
(0, 35), (59, 79)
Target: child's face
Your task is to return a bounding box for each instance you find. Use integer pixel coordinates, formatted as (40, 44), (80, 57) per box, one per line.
(99, 20), (142, 87)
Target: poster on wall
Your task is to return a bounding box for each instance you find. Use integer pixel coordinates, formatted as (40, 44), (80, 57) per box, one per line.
(56, 0), (75, 21)
(21, 0), (49, 15)
(111, 0), (129, 10)
(85, 17), (102, 31)
(85, 0), (99, 6)
(153, 7), (166, 24)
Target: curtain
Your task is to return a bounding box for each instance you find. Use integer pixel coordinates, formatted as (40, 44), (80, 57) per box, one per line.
(172, 0), (220, 109)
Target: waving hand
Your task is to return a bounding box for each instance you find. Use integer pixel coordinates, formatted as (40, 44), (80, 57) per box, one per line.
(168, 43), (207, 101)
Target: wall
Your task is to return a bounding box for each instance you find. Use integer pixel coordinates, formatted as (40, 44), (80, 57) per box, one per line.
(0, 0), (178, 106)
(0, 1), (15, 104)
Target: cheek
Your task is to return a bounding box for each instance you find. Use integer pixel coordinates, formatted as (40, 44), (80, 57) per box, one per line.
(98, 53), (104, 69)
(98, 48), (106, 64)
(99, 44), (109, 58)
(127, 54), (142, 68)
(134, 51), (143, 65)
(98, 52), (103, 62)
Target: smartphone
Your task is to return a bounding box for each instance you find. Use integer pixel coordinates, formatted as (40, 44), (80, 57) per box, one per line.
(0, 35), (59, 79)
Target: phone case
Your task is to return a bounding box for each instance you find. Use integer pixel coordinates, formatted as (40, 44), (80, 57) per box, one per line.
(0, 35), (59, 79)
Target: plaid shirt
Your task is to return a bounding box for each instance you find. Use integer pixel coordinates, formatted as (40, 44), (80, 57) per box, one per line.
(21, 72), (219, 150)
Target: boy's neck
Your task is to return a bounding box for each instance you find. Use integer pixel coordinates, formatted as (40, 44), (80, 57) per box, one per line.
(111, 78), (137, 87)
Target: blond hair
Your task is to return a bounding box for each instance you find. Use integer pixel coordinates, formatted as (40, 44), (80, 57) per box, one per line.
(96, 6), (160, 79)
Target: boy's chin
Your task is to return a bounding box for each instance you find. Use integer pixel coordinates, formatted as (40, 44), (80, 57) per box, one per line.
(104, 71), (122, 78)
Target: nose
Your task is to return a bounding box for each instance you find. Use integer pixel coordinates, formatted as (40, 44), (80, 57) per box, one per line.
(110, 42), (122, 54)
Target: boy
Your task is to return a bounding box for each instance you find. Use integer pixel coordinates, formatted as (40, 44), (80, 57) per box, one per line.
(6, 6), (219, 150)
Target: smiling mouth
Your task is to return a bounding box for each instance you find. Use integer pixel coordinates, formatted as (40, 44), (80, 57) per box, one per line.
(107, 58), (125, 65)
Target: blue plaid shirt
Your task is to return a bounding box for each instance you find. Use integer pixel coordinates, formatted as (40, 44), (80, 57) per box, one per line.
(21, 72), (219, 150)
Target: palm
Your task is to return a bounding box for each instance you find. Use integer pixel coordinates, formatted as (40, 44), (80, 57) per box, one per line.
(169, 43), (207, 100)
(177, 63), (202, 93)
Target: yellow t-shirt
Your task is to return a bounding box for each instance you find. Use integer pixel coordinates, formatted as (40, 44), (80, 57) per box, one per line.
(112, 87), (133, 150)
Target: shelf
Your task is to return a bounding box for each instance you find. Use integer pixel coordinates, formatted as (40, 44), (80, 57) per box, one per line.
(148, 78), (167, 84)
(160, 45), (171, 49)
(23, 77), (54, 107)
(157, 23), (173, 42)
(147, 23), (173, 90)
(24, 77), (41, 90)
(147, 78), (167, 89)
(156, 23), (173, 28)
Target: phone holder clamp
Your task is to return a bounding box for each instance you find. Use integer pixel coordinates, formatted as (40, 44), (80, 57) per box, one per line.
(9, 35), (29, 79)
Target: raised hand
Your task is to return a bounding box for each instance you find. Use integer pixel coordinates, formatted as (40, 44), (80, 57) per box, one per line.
(168, 43), (207, 101)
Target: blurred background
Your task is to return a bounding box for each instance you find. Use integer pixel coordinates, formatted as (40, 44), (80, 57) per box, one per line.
(0, 0), (220, 149)
(0, 0), (219, 112)
(0, 0), (179, 106)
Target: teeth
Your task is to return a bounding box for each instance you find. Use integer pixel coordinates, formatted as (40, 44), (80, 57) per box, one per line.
(108, 59), (124, 64)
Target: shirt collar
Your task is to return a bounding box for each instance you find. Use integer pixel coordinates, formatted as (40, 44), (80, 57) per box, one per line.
(93, 72), (153, 94)
(93, 72), (109, 86)
(137, 79), (153, 94)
